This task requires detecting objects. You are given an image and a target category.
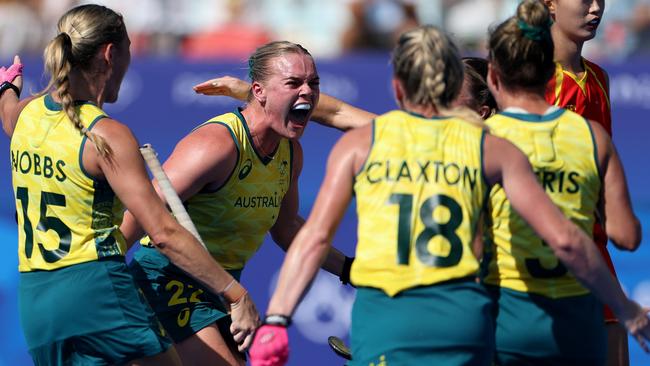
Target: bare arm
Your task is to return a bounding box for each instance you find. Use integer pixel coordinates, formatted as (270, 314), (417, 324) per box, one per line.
(267, 125), (371, 317)
(591, 120), (641, 251)
(309, 93), (377, 131)
(0, 55), (28, 137)
(120, 123), (238, 245)
(88, 120), (259, 350)
(484, 134), (649, 343)
(269, 140), (349, 277)
(193, 75), (376, 131)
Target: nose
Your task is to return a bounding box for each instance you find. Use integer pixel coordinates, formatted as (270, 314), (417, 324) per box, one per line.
(298, 82), (315, 99)
(589, 0), (603, 15)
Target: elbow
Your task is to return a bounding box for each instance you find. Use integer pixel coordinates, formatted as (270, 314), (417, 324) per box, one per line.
(546, 223), (586, 265)
(147, 221), (180, 253)
(609, 217), (642, 251)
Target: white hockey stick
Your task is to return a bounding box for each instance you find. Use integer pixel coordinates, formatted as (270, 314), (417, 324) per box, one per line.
(139, 144), (207, 249)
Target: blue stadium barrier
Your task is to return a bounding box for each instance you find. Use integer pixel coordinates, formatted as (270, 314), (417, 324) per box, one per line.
(1, 55), (648, 365)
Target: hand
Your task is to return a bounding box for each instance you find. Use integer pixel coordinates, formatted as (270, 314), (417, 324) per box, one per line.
(249, 324), (289, 366)
(0, 55), (23, 94)
(229, 292), (260, 352)
(619, 300), (650, 352)
(192, 76), (250, 101)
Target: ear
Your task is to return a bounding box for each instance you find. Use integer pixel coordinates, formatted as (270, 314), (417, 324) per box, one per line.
(102, 43), (115, 67)
(487, 63), (500, 96)
(543, 0), (556, 15)
(392, 77), (405, 108)
(251, 80), (266, 104)
(478, 105), (493, 120)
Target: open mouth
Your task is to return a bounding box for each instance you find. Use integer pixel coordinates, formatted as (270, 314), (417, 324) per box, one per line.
(289, 103), (312, 122)
(586, 18), (600, 29)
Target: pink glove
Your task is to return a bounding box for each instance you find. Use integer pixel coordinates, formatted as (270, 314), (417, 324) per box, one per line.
(0, 62), (23, 84)
(249, 324), (289, 366)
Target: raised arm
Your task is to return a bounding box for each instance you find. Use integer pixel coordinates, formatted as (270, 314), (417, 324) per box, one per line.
(483, 134), (650, 347)
(193, 75), (376, 131)
(87, 119), (259, 350)
(269, 140), (352, 281)
(0, 56), (28, 137)
(590, 120), (641, 251)
(249, 125), (372, 365)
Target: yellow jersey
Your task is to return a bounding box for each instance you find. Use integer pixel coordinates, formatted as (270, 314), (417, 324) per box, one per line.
(351, 110), (488, 296)
(483, 108), (601, 298)
(11, 94), (126, 272)
(164, 109), (292, 270)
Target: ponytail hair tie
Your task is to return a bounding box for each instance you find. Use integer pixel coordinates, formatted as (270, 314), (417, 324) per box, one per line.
(517, 19), (553, 41)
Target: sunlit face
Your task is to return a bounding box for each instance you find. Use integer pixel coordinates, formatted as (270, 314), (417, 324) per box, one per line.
(549, 0), (605, 43)
(105, 34), (131, 104)
(259, 53), (320, 140)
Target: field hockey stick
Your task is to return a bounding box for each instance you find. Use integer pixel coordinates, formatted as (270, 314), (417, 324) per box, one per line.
(328, 336), (352, 360)
(139, 144), (207, 249)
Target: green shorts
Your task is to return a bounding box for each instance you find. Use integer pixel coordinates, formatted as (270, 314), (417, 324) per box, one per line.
(350, 278), (494, 366)
(129, 246), (241, 344)
(486, 285), (606, 366)
(19, 257), (171, 366)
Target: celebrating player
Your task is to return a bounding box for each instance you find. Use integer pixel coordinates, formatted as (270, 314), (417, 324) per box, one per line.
(247, 23), (648, 366)
(0, 4), (258, 365)
(482, 0), (645, 364)
(120, 41), (352, 366)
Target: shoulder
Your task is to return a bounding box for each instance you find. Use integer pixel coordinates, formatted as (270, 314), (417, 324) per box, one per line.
(584, 58), (610, 86)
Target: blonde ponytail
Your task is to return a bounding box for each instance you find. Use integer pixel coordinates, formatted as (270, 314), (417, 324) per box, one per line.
(41, 4), (126, 158)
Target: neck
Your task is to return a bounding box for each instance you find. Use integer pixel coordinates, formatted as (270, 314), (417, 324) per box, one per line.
(241, 104), (281, 158)
(53, 71), (105, 107)
(551, 26), (584, 74)
(496, 88), (550, 115)
(401, 100), (439, 118)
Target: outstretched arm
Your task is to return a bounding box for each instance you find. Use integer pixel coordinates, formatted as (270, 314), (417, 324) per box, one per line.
(91, 120), (259, 351)
(269, 140), (352, 281)
(484, 134), (650, 349)
(0, 56), (29, 137)
(193, 75), (377, 131)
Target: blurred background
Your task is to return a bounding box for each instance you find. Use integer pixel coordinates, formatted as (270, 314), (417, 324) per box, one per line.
(1, 0), (650, 365)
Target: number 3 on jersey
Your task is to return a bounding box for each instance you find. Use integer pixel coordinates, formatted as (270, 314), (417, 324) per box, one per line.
(389, 193), (463, 267)
(16, 186), (72, 262)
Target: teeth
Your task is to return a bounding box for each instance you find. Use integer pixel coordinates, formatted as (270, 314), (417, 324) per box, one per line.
(292, 103), (311, 111)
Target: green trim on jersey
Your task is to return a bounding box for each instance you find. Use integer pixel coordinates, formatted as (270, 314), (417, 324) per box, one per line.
(78, 114), (108, 180)
(582, 117), (601, 180)
(483, 109), (600, 298)
(235, 108), (276, 165)
(498, 108), (565, 122)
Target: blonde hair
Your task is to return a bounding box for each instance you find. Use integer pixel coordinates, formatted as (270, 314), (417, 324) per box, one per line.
(489, 0), (554, 92)
(42, 4), (127, 158)
(391, 25), (484, 127)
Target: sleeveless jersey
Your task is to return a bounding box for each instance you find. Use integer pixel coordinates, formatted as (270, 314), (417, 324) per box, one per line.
(11, 94), (126, 272)
(483, 109), (601, 298)
(177, 109), (291, 270)
(351, 110), (488, 296)
(545, 59), (611, 135)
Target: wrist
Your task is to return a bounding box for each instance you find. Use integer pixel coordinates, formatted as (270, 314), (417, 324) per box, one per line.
(220, 278), (247, 304)
(0, 81), (20, 98)
(263, 314), (292, 327)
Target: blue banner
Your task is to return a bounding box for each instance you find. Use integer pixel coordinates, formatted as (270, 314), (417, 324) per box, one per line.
(0, 55), (648, 365)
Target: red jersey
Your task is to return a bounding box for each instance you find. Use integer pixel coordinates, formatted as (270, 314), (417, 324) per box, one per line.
(546, 58), (618, 322)
(546, 58), (612, 135)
